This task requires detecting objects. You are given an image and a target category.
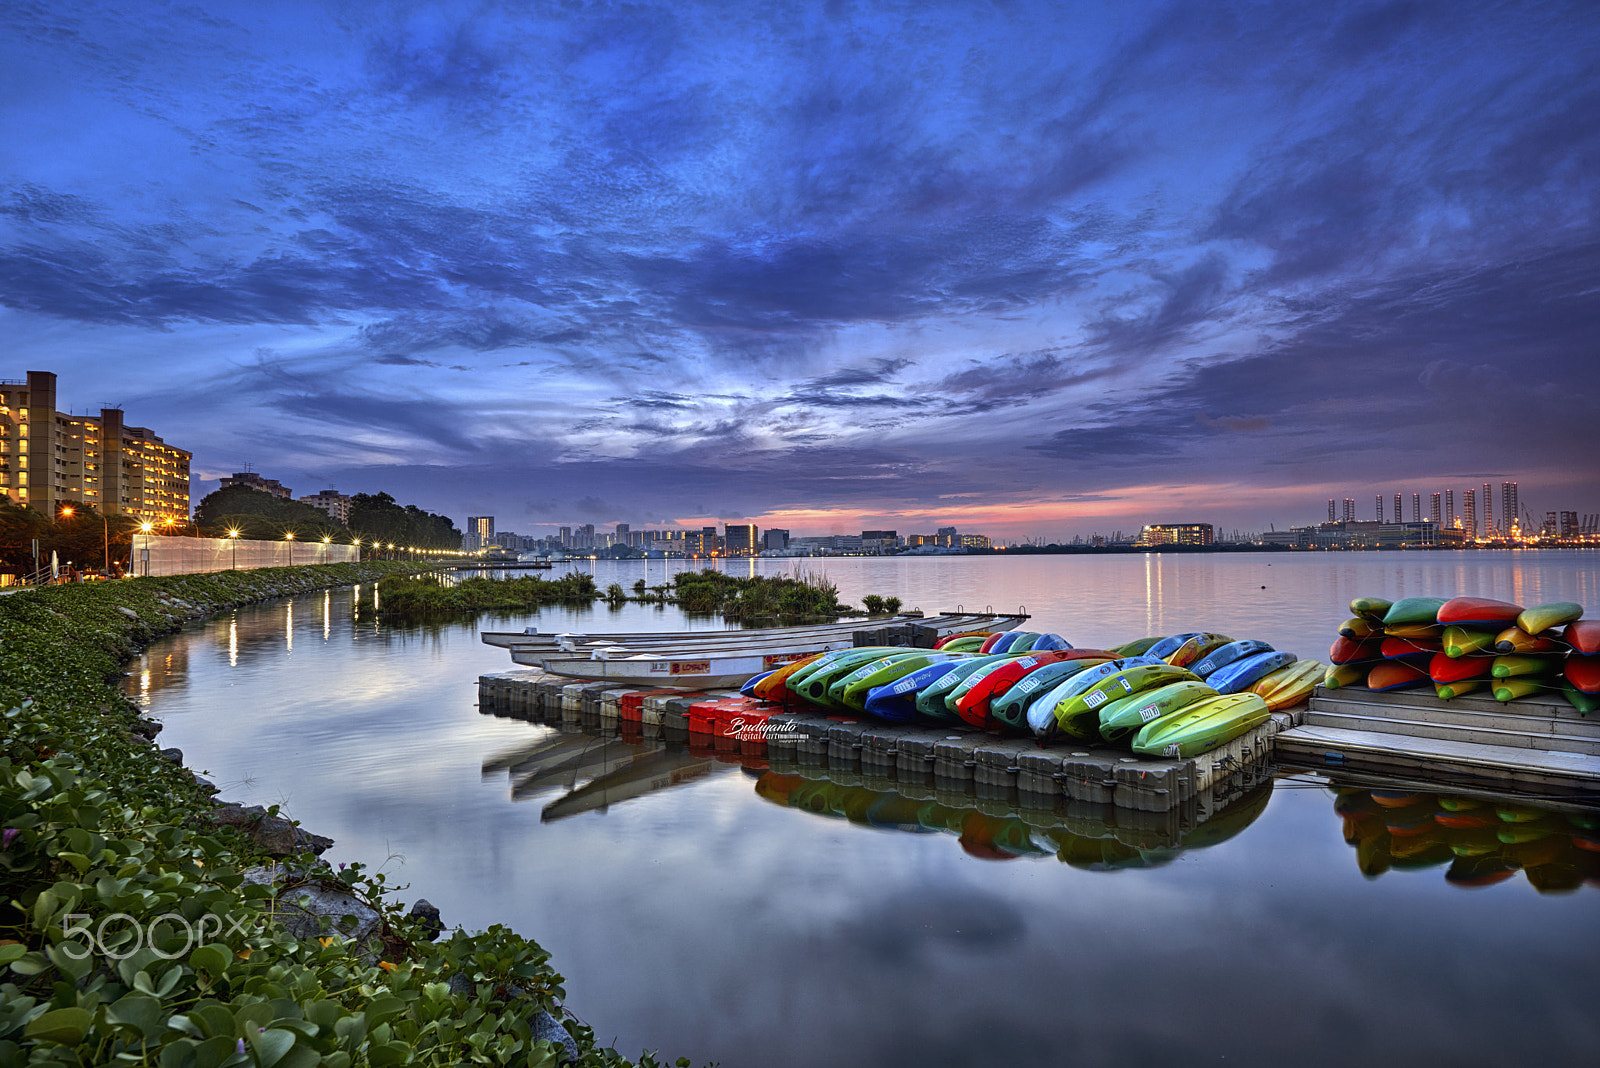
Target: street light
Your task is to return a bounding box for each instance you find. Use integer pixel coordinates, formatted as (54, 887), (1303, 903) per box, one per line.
(285, 531), (296, 567)
(227, 528), (240, 570)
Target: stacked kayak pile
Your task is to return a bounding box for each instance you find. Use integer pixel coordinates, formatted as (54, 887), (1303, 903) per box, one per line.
(1333, 785), (1599, 892)
(740, 629), (1322, 758)
(1325, 596), (1599, 713)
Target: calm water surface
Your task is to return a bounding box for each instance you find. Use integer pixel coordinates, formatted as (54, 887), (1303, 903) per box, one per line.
(126, 552), (1600, 1067)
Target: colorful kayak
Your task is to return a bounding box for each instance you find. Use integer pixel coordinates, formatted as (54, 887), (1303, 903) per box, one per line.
(917, 655), (1017, 720)
(1562, 619), (1600, 656)
(1249, 659), (1323, 710)
(1492, 627), (1561, 655)
(1383, 597), (1448, 626)
(863, 661), (966, 722)
(1436, 679), (1486, 700)
(1051, 663), (1201, 741)
(1367, 660), (1430, 691)
(950, 650), (1108, 728)
(1323, 663), (1367, 689)
(1207, 650), (1297, 694)
(1564, 655), (1600, 695)
(1350, 596), (1393, 621)
(1384, 622), (1442, 639)
(753, 653), (825, 701)
(1191, 639), (1271, 678)
(1338, 617), (1380, 639)
(1110, 636), (1163, 657)
(835, 652), (957, 710)
(1132, 692), (1271, 758)
(1096, 680), (1216, 744)
(1436, 596), (1523, 628)
(1428, 651), (1491, 684)
(1165, 633), (1234, 668)
(1516, 601), (1584, 635)
(1145, 633), (1202, 660)
(1493, 677), (1547, 702)
(1025, 656), (1165, 737)
(1489, 654), (1557, 680)
(1441, 626), (1496, 658)
(1329, 636), (1381, 664)
(989, 658), (1111, 728)
(1561, 683), (1600, 713)
(1380, 636), (1442, 659)
(791, 647), (901, 704)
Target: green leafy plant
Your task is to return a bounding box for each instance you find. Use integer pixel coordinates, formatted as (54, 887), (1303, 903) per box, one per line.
(0, 564), (682, 1067)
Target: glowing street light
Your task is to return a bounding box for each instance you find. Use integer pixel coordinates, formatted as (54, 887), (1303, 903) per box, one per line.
(227, 528), (240, 570)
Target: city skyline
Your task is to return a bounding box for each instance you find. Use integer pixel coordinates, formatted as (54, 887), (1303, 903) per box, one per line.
(3, 2), (1598, 540)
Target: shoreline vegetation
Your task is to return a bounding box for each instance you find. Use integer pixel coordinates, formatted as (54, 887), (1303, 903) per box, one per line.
(0, 563), (681, 1067)
(377, 568), (899, 623)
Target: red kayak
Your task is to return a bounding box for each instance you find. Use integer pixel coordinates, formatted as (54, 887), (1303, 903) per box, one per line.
(1563, 619), (1600, 656)
(1381, 636), (1442, 659)
(1330, 636), (1382, 664)
(1565, 655), (1600, 695)
(1429, 651), (1491, 684)
(953, 649), (1114, 727)
(1368, 660), (1430, 691)
(1437, 596), (1523, 628)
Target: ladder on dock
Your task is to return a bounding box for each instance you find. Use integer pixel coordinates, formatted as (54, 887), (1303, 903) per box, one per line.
(1275, 686), (1600, 799)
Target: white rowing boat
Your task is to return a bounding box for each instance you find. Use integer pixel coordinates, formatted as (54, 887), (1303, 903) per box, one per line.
(481, 613), (935, 651)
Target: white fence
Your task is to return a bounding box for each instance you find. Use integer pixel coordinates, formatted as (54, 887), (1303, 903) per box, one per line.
(130, 534), (359, 577)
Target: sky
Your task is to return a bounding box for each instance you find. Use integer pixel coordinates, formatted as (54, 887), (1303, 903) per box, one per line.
(3, 0), (1598, 541)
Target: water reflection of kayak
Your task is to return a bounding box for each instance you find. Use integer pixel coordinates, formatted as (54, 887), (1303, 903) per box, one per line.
(540, 749), (716, 821)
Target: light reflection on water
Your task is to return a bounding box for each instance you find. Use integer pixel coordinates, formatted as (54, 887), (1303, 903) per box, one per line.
(123, 551), (1600, 1067)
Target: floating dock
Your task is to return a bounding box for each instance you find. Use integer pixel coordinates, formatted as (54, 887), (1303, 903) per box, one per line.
(478, 668), (1293, 814)
(480, 668), (1600, 809)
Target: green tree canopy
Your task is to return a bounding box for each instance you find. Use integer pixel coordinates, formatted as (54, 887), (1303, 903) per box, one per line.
(348, 492), (461, 550)
(193, 484), (346, 540)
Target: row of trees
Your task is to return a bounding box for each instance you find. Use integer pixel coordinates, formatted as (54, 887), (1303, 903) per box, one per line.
(192, 488), (461, 550)
(0, 489), (462, 578)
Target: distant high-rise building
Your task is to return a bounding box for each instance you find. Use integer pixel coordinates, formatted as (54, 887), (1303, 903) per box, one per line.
(724, 524), (759, 556)
(1482, 483), (1494, 537)
(465, 516), (495, 551)
(220, 470), (292, 500)
(1430, 493), (1441, 526)
(616, 523), (629, 538)
(1465, 490), (1477, 537)
(1445, 489), (1455, 527)
(1394, 493), (1402, 525)
(1328, 499), (1336, 522)
(1502, 482), (1518, 536)
(1136, 523), (1214, 547)
(1561, 511), (1579, 537)
(1412, 493), (1421, 522)
(1342, 499), (1355, 523)
(1376, 495), (1384, 523)
(763, 528), (789, 551)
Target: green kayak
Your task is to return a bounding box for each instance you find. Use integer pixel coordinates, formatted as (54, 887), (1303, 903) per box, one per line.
(1051, 663), (1200, 741)
(834, 651), (955, 711)
(916, 655), (1011, 721)
(1132, 692), (1270, 758)
(1096, 679), (1218, 745)
(1382, 597), (1448, 627)
(791, 647), (900, 706)
(989, 659), (1110, 729)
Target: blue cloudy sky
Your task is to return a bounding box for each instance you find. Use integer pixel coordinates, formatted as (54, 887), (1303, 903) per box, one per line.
(4, 0), (1597, 539)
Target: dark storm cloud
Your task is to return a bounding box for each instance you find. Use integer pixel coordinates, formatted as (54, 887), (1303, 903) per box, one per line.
(1030, 240), (1600, 487)
(5, 0), (1599, 531)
